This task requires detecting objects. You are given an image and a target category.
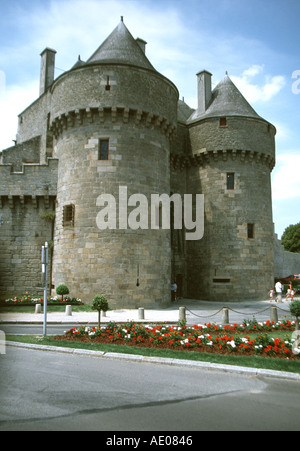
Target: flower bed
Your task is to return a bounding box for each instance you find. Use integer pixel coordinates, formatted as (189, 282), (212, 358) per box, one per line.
(2, 294), (82, 306)
(56, 319), (300, 359)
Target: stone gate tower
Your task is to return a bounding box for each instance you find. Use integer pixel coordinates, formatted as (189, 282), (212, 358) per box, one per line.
(50, 19), (178, 306)
(185, 71), (276, 300)
(0, 19), (281, 305)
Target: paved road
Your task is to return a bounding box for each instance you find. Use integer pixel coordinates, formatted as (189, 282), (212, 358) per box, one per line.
(1, 324), (76, 336)
(0, 346), (299, 432)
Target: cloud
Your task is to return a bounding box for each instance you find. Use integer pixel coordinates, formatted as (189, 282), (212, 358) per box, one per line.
(0, 80), (38, 150)
(271, 152), (300, 201)
(231, 65), (286, 103)
(0, 70), (5, 96)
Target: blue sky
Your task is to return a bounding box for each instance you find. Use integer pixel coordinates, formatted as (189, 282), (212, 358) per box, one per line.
(0, 0), (299, 238)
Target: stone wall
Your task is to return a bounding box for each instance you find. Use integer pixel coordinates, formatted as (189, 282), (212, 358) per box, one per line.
(17, 91), (52, 163)
(0, 136), (41, 171)
(0, 195), (55, 300)
(274, 235), (300, 278)
(0, 156), (58, 300)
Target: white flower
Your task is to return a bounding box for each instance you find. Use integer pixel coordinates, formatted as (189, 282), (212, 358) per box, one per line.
(227, 340), (236, 348)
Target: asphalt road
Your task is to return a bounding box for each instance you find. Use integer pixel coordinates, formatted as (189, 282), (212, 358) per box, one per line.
(1, 324), (77, 336)
(0, 346), (300, 432)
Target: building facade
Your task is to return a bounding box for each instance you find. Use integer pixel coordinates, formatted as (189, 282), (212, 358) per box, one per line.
(0, 19), (283, 306)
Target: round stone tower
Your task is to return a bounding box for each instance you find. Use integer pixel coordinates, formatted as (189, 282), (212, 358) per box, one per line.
(186, 71), (276, 301)
(50, 19), (178, 306)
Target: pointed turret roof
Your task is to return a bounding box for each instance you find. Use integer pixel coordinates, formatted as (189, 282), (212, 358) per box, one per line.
(86, 18), (156, 71)
(188, 74), (261, 122)
(71, 55), (86, 69)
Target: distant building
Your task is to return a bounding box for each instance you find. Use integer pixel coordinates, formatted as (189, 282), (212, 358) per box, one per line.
(0, 19), (298, 305)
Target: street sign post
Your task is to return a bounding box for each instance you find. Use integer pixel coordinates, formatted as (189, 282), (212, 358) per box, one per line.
(41, 242), (49, 336)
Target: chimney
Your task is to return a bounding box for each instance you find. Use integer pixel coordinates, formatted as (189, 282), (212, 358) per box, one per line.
(197, 70), (212, 114)
(39, 48), (57, 96)
(136, 38), (147, 54)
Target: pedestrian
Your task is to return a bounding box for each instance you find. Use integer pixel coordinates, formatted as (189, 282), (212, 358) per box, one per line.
(269, 288), (274, 302)
(285, 282), (292, 300)
(275, 281), (283, 303)
(291, 289), (295, 301)
(171, 281), (177, 302)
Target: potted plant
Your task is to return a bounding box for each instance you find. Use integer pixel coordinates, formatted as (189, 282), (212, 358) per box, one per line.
(92, 295), (109, 329)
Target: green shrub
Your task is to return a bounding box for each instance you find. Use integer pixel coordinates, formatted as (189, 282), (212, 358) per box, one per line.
(56, 284), (70, 301)
(289, 300), (300, 330)
(92, 295), (109, 328)
(290, 300), (300, 317)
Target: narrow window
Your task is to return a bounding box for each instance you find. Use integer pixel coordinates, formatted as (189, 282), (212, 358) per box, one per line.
(99, 139), (109, 160)
(220, 117), (227, 127)
(63, 204), (75, 227)
(226, 173), (235, 190)
(213, 278), (231, 284)
(247, 223), (254, 239)
(105, 75), (110, 91)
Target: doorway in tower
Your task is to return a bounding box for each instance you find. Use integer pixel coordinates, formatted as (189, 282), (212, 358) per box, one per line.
(176, 274), (183, 298)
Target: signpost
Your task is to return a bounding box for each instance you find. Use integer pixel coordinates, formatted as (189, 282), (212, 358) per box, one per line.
(41, 242), (49, 336)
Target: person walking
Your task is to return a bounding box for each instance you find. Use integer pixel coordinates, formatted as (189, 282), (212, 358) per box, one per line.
(171, 281), (177, 302)
(285, 282), (293, 301)
(275, 281), (283, 303)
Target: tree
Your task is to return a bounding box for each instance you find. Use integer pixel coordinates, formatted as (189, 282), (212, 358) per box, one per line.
(281, 222), (300, 253)
(56, 284), (70, 301)
(92, 295), (109, 329)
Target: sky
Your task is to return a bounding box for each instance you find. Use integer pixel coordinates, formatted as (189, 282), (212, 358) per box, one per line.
(0, 0), (299, 238)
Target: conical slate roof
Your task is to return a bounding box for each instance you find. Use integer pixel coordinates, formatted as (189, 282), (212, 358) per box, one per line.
(86, 19), (156, 71)
(188, 74), (261, 122)
(177, 99), (195, 123)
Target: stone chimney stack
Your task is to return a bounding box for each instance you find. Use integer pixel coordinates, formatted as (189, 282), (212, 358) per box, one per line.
(136, 38), (147, 54)
(197, 70), (212, 114)
(39, 48), (57, 96)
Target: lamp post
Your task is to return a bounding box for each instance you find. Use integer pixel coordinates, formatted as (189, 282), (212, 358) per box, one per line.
(42, 242), (49, 336)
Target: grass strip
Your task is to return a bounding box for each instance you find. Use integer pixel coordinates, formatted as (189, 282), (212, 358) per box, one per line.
(6, 334), (300, 374)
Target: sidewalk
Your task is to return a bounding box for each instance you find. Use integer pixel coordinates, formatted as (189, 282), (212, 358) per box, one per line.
(2, 299), (299, 381)
(0, 298), (294, 326)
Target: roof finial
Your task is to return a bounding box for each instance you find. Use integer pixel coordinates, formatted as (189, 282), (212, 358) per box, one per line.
(225, 71), (228, 76)
(121, 16), (124, 22)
